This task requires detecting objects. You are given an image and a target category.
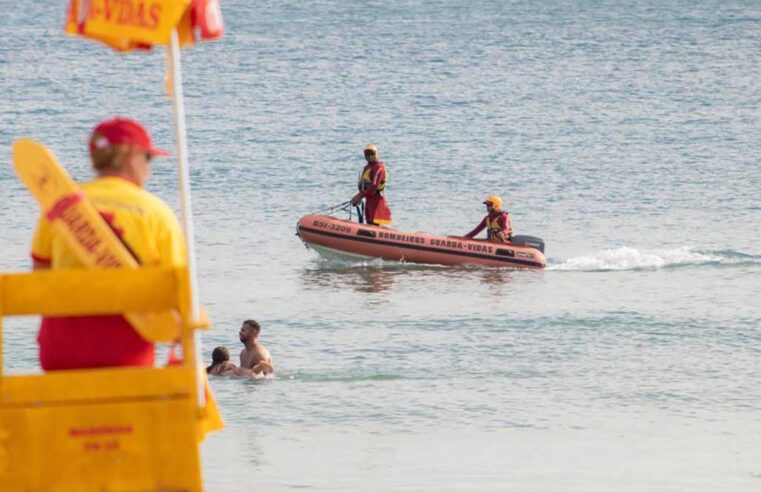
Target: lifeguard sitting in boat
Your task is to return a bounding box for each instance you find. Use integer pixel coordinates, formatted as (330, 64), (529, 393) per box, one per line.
(464, 194), (513, 244)
(350, 144), (392, 226)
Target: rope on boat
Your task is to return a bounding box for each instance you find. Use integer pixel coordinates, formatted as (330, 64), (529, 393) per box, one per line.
(314, 200), (352, 215)
(313, 200), (366, 223)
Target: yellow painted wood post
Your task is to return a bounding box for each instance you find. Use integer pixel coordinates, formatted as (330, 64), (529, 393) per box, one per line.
(0, 268), (220, 491)
(0, 274), (4, 379)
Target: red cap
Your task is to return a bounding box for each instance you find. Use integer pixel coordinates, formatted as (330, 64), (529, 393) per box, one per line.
(89, 117), (170, 157)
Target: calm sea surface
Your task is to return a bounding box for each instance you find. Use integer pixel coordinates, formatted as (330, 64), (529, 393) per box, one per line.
(2, 1), (761, 490)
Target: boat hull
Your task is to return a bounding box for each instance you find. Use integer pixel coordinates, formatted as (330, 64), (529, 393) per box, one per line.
(297, 214), (546, 269)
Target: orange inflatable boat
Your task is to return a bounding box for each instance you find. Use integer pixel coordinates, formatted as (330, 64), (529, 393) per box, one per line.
(296, 214), (546, 269)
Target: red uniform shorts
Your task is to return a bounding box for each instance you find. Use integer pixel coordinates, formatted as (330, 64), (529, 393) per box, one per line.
(38, 315), (154, 370)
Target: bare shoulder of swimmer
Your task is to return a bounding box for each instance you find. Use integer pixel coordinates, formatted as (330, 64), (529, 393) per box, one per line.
(253, 342), (273, 364)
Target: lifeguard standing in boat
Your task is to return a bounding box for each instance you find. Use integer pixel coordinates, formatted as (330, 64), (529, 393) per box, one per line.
(351, 144), (392, 226)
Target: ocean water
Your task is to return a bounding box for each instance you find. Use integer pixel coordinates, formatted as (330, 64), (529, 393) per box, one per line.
(1, 1), (761, 490)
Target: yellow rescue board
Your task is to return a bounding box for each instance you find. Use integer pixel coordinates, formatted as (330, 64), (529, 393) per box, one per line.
(11, 138), (179, 342)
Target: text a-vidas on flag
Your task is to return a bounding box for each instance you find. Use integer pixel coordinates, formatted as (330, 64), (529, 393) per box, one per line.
(65, 0), (192, 50)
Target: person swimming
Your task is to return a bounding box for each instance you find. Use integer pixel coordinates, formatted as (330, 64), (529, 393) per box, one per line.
(238, 320), (275, 376)
(206, 344), (273, 378)
(206, 346), (237, 376)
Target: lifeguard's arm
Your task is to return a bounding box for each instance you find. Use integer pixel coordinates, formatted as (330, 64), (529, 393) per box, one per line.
(351, 167), (366, 204)
(464, 217), (487, 238)
(353, 165), (384, 201)
(497, 214), (513, 241)
(350, 190), (364, 206)
(30, 213), (52, 270)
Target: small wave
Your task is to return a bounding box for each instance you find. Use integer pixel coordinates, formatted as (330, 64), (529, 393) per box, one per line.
(283, 372), (407, 383)
(310, 255), (451, 272)
(548, 246), (761, 272)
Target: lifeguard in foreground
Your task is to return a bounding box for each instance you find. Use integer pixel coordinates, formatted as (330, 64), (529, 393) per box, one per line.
(3, 130), (222, 491)
(0, 2), (227, 490)
(30, 117), (185, 370)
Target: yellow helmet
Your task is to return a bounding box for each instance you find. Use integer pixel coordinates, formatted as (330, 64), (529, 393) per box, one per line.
(483, 194), (502, 209)
(364, 144), (379, 156)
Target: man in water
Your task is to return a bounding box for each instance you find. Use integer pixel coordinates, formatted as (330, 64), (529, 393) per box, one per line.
(350, 144), (392, 226)
(239, 319), (275, 375)
(464, 194), (513, 243)
(30, 117), (185, 370)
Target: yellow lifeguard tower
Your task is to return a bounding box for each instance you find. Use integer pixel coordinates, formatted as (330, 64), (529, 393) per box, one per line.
(0, 2), (227, 488)
(0, 266), (220, 491)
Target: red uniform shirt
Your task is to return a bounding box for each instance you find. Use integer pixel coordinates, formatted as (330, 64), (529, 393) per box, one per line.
(358, 161), (387, 197)
(465, 210), (511, 241)
(358, 161), (392, 225)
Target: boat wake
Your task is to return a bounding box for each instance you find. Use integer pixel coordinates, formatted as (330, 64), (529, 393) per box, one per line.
(311, 254), (452, 271)
(548, 247), (761, 271)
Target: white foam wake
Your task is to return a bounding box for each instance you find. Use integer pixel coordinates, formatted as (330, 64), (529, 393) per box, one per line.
(548, 246), (725, 271)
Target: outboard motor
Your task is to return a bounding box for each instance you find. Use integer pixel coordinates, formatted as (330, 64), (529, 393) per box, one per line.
(511, 235), (545, 253)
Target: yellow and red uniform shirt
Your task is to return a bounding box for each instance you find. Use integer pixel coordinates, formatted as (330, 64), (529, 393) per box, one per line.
(32, 176), (186, 268)
(357, 161), (391, 225)
(357, 161), (387, 197)
(31, 176), (186, 370)
(465, 210), (512, 243)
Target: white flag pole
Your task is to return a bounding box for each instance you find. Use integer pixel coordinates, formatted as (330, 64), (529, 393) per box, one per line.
(169, 28), (205, 406)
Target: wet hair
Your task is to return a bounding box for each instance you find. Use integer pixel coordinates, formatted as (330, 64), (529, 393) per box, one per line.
(243, 319), (261, 335)
(206, 346), (230, 373)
